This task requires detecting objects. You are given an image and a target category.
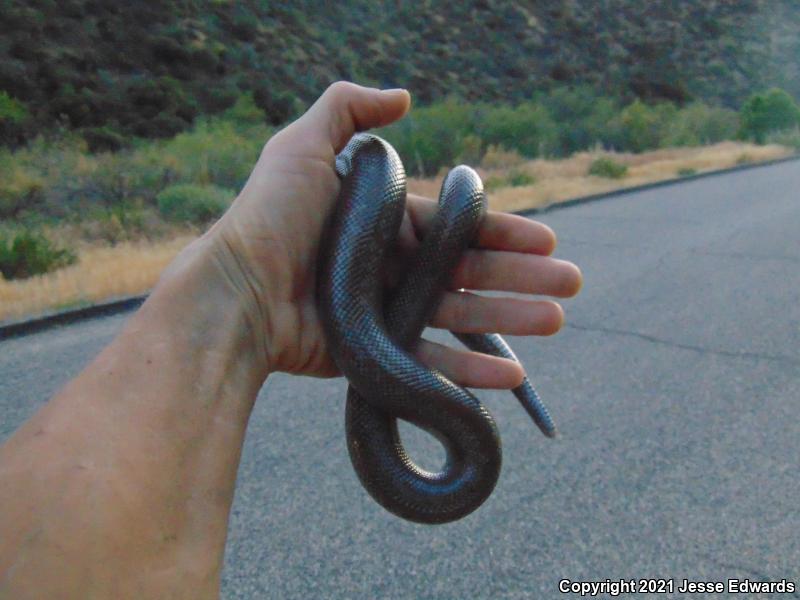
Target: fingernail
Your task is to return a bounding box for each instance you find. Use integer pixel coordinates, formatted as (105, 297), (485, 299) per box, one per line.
(381, 88), (410, 102)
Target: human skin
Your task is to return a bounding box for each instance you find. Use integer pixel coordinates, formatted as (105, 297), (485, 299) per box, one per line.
(0, 82), (582, 598)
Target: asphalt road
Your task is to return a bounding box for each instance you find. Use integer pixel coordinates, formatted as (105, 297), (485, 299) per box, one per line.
(2, 161), (799, 599)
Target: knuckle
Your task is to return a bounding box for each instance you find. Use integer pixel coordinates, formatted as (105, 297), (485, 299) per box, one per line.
(454, 291), (474, 330)
(416, 340), (438, 366)
(458, 250), (482, 287)
(325, 80), (358, 102)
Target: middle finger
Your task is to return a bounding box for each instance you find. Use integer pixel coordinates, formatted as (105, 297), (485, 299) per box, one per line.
(430, 291), (564, 336)
(451, 250), (583, 297)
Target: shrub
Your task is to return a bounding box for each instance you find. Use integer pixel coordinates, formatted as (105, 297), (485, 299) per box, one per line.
(476, 102), (558, 158)
(588, 157), (628, 178)
(484, 169), (536, 192)
(0, 107), (267, 223)
(223, 93), (267, 129)
(0, 229), (77, 280)
(0, 90), (30, 144)
(83, 203), (153, 245)
(81, 126), (127, 153)
(0, 91), (28, 124)
(608, 99), (677, 152)
(380, 98), (475, 176)
(539, 86), (619, 155)
(766, 127), (800, 150)
(480, 145), (526, 169)
(456, 134), (483, 166)
(156, 183), (234, 223)
(483, 176), (505, 192)
(200, 84), (240, 114)
(151, 117), (267, 189)
(507, 169), (536, 187)
(663, 103), (740, 147)
(0, 158), (45, 219)
(739, 88), (800, 143)
(0, 135), (96, 218)
(252, 85), (297, 126)
(87, 151), (154, 207)
(125, 76), (198, 138)
(677, 167), (697, 177)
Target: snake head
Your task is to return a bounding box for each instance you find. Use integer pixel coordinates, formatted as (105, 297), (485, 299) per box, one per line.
(335, 151), (353, 179)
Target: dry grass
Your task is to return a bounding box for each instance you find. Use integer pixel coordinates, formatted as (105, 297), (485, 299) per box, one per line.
(0, 141), (793, 323)
(408, 141), (792, 213)
(0, 236), (195, 322)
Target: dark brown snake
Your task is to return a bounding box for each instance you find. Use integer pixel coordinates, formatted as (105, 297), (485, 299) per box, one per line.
(318, 133), (555, 524)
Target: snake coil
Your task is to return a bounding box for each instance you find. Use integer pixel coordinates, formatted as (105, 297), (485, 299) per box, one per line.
(318, 134), (555, 524)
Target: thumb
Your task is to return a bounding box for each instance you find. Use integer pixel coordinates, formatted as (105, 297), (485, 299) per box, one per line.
(279, 81), (411, 155)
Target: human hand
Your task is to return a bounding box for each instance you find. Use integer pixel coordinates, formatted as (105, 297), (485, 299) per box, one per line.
(208, 82), (582, 386)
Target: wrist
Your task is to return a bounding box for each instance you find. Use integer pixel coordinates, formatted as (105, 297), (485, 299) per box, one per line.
(146, 223), (274, 382)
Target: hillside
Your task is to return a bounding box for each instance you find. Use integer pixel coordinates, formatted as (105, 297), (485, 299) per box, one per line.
(2, 0), (800, 147)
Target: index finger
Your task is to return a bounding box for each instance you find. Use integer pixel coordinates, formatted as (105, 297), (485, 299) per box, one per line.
(407, 193), (556, 255)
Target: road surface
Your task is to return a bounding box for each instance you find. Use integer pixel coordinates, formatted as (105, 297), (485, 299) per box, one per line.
(2, 160), (799, 598)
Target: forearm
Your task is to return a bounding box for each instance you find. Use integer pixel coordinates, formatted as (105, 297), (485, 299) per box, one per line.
(0, 230), (270, 598)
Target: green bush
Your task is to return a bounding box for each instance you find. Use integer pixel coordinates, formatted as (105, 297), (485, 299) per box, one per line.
(677, 167), (697, 177)
(156, 183), (234, 223)
(0, 90), (30, 144)
(0, 91), (28, 123)
(456, 134), (483, 166)
(0, 85), (774, 232)
(739, 88), (800, 143)
(663, 103), (740, 147)
(223, 93), (268, 129)
(507, 169), (536, 187)
(539, 86), (619, 155)
(3, 134), (99, 217)
(251, 85), (298, 126)
(608, 99), (677, 152)
(380, 98), (475, 176)
(484, 169), (536, 192)
(0, 108), (268, 223)
(483, 176), (505, 192)
(476, 102), (558, 158)
(766, 127), (800, 150)
(0, 149), (45, 219)
(125, 76), (198, 138)
(0, 229), (77, 280)
(0, 156), (45, 219)
(588, 157), (628, 178)
(150, 117), (268, 189)
(82, 203), (154, 244)
(81, 126), (127, 153)
(380, 98), (558, 176)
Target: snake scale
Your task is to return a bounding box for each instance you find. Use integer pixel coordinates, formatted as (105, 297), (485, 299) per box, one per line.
(318, 133), (555, 524)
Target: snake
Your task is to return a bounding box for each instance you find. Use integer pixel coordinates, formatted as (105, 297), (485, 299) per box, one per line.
(317, 133), (556, 524)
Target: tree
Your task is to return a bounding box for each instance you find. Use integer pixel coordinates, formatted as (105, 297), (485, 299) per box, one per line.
(739, 88), (800, 143)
